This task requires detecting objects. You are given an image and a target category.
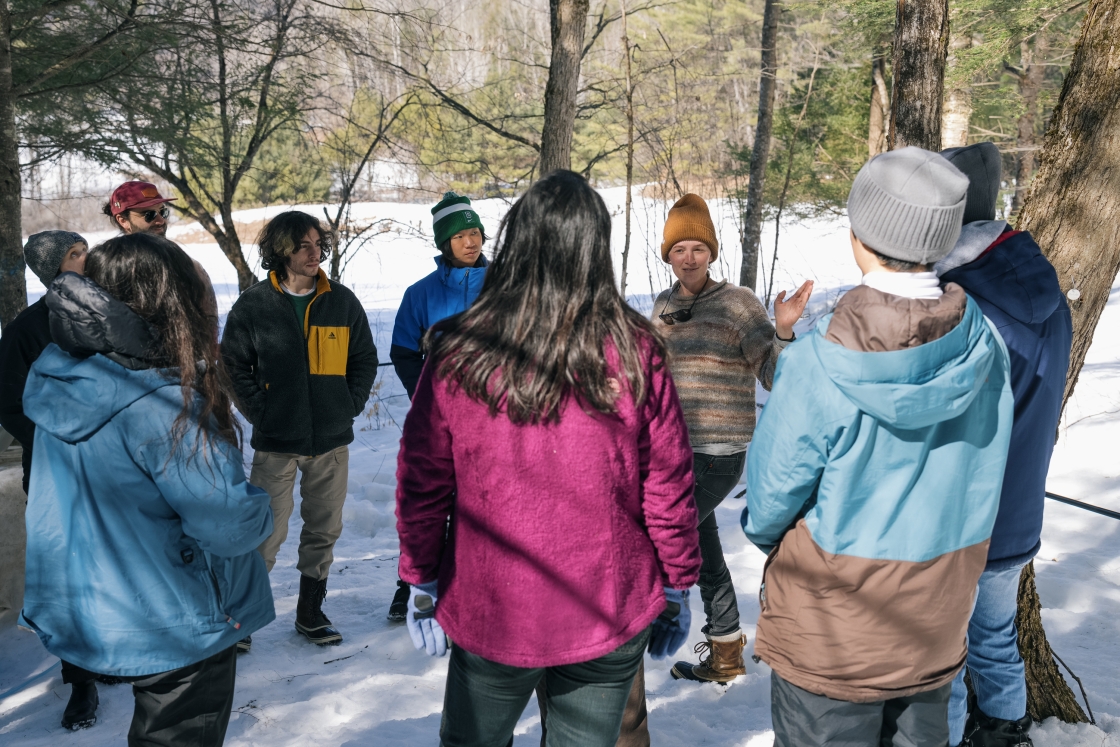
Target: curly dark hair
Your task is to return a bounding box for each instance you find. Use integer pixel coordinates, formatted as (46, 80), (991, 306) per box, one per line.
(257, 211), (332, 281)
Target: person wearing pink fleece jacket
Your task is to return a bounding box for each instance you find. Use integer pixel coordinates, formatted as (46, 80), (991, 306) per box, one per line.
(395, 170), (701, 747)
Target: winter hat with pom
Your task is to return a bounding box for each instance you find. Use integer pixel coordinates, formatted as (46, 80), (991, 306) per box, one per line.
(847, 146), (969, 265)
(24, 230), (86, 285)
(940, 141), (1002, 224)
(431, 192), (486, 248)
(661, 194), (719, 262)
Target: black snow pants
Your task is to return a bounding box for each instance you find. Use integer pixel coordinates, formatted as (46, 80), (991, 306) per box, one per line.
(122, 645), (238, 747)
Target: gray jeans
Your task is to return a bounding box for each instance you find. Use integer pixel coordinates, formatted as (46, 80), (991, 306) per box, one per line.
(771, 671), (952, 747)
(440, 628), (651, 747)
(693, 451), (746, 636)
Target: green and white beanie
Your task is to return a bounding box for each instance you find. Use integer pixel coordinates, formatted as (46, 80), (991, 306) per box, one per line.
(432, 192), (486, 247)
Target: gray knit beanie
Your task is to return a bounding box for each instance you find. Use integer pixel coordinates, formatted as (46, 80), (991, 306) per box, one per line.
(941, 142), (1002, 224)
(847, 146), (969, 264)
(24, 230), (86, 285)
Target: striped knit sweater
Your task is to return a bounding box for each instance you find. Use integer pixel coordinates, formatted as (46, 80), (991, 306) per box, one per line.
(651, 279), (788, 448)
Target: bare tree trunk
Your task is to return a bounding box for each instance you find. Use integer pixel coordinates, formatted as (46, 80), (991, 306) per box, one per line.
(540, 0), (590, 174)
(1016, 563), (1088, 722)
(1018, 0), (1120, 414)
(619, 0), (635, 296)
(0, 5), (25, 328)
(889, 0), (950, 150)
(766, 59), (819, 308)
(1015, 0), (1120, 722)
(940, 28), (973, 148)
(868, 56), (890, 157)
(739, 0), (780, 292)
(1012, 33), (1049, 215)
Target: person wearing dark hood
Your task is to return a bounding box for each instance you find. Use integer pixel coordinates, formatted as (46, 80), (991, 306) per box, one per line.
(0, 231), (98, 730)
(386, 191), (489, 622)
(935, 142), (1072, 747)
(221, 211), (378, 648)
(21, 233), (275, 744)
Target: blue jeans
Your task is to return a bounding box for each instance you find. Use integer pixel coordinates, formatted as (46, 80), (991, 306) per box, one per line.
(948, 564), (1027, 745)
(440, 628), (650, 747)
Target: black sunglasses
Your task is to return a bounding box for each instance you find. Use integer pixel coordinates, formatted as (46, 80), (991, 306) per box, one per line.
(657, 285), (701, 325)
(133, 206), (171, 222)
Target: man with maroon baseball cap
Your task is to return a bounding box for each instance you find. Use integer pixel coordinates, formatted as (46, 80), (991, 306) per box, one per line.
(101, 180), (219, 319)
(101, 181), (176, 236)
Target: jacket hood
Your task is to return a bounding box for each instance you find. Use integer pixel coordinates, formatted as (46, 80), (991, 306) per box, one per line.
(24, 344), (176, 443)
(940, 231), (1062, 326)
(434, 254), (489, 285)
(812, 298), (1001, 429)
(46, 272), (163, 370)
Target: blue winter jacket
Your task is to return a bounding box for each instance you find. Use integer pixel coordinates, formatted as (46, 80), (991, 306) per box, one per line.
(390, 255), (489, 399)
(743, 289), (1014, 701)
(21, 345), (275, 676)
(941, 228), (1072, 568)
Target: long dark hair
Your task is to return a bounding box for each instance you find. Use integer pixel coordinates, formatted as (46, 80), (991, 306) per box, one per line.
(85, 234), (241, 453)
(427, 170), (664, 424)
(258, 211), (331, 282)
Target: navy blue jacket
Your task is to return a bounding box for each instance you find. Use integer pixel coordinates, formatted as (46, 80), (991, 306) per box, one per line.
(941, 229), (1072, 569)
(390, 255), (488, 399)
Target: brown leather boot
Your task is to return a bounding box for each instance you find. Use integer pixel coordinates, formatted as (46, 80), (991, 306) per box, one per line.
(682, 632), (747, 683)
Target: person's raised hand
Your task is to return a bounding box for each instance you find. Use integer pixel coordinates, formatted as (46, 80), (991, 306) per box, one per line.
(773, 279), (814, 340)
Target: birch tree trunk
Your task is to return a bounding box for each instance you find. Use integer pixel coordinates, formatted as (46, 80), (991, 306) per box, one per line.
(539, 0), (590, 174)
(941, 28), (973, 148)
(889, 0), (950, 150)
(739, 0), (780, 292)
(0, 5), (25, 328)
(1014, 0), (1120, 723)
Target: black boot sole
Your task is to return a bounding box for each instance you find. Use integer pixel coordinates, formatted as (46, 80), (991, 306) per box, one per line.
(669, 661), (732, 685)
(295, 622), (342, 645)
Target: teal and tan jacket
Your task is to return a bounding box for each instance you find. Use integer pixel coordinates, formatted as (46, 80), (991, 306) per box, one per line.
(744, 284), (1014, 703)
(221, 270), (378, 456)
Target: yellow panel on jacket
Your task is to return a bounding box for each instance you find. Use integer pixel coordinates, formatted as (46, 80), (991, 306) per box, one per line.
(307, 326), (349, 375)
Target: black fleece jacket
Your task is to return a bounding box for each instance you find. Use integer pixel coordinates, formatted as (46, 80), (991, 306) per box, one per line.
(0, 298), (52, 493)
(221, 271), (378, 456)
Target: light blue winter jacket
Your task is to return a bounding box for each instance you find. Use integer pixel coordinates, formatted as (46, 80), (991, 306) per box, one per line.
(21, 345), (275, 676)
(742, 289), (1015, 702)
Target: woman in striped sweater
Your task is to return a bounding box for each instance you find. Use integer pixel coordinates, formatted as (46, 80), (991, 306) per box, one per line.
(652, 194), (812, 683)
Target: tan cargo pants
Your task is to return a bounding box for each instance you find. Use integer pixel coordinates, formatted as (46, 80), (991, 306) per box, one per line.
(250, 445), (349, 581)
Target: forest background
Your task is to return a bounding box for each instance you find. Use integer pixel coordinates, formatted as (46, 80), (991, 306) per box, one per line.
(4, 0), (1087, 294)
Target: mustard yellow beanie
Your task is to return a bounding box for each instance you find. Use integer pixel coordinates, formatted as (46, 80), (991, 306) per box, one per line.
(661, 194), (719, 262)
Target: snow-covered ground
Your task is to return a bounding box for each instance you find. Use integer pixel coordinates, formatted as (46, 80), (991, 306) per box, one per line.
(2, 190), (1118, 745)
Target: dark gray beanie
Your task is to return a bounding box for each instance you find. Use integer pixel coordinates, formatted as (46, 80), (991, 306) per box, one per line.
(940, 142), (1002, 224)
(848, 146), (969, 264)
(24, 230), (86, 285)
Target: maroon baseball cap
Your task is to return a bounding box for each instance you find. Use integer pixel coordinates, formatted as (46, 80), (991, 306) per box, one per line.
(109, 181), (176, 216)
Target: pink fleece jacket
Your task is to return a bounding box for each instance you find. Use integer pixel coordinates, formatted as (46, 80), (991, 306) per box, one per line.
(396, 343), (701, 668)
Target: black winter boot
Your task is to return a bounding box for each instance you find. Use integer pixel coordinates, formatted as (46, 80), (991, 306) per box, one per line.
(61, 681), (98, 730)
(962, 709), (1033, 747)
(387, 579), (409, 622)
(295, 575), (342, 645)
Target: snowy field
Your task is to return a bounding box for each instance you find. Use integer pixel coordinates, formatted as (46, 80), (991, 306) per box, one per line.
(1, 189), (1118, 745)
